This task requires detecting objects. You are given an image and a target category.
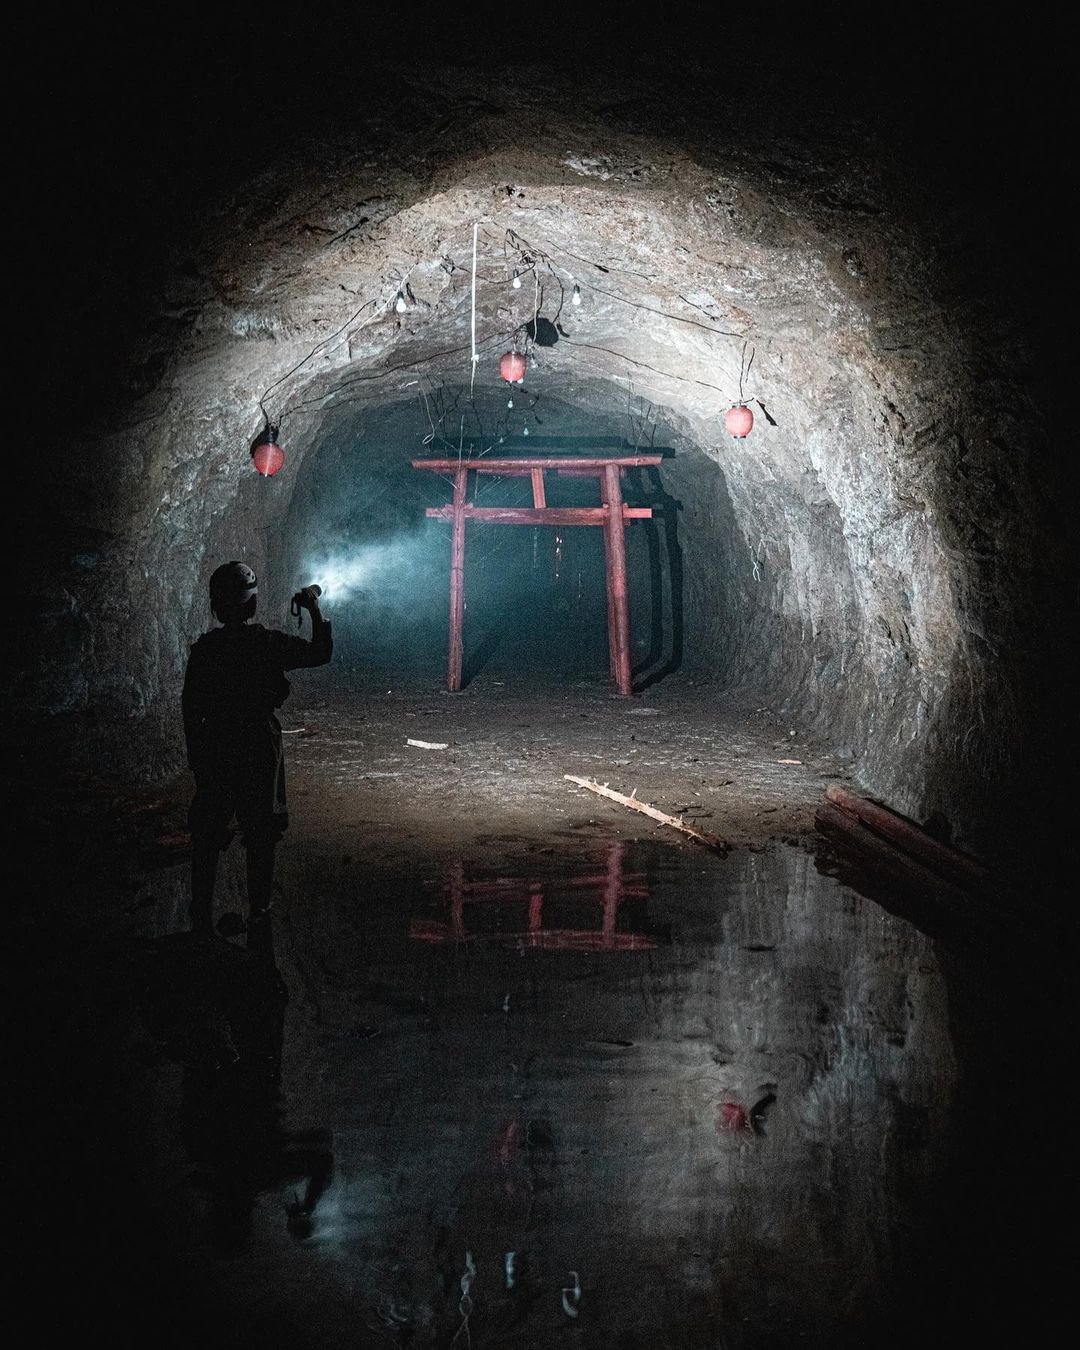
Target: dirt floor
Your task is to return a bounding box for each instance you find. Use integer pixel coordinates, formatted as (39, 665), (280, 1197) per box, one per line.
(277, 670), (843, 869)
(6, 668), (850, 946)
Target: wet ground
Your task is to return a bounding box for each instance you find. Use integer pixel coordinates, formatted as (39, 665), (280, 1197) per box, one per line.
(7, 672), (1069, 1347)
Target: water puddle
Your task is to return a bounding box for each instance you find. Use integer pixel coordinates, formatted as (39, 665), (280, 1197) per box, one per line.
(409, 844), (663, 951)
(122, 840), (981, 1347)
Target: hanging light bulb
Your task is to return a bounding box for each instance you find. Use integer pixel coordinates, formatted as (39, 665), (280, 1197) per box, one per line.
(507, 396), (514, 409)
(511, 270), (522, 289)
(395, 290), (407, 313)
(251, 424), (285, 477)
(523, 424), (529, 436)
(571, 284), (581, 306)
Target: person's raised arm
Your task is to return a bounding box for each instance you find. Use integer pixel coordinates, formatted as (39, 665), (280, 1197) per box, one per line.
(284, 586), (333, 668)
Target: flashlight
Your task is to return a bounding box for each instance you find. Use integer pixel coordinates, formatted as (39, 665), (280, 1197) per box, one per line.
(290, 584), (322, 626)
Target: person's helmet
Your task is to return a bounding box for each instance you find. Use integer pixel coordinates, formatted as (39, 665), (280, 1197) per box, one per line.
(209, 561), (258, 616)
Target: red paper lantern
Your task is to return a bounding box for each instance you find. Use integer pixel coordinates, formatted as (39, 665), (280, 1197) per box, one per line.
(725, 404), (754, 438)
(251, 425), (285, 477)
(499, 350), (527, 384)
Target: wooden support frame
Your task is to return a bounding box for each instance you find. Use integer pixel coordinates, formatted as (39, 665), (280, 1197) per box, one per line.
(413, 454), (663, 695)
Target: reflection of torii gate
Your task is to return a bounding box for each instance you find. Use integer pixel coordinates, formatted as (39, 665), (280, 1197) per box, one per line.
(412, 454), (664, 695)
(409, 842), (657, 952)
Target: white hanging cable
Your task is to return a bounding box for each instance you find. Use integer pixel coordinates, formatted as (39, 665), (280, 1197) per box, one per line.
(470, 223), (479, 397)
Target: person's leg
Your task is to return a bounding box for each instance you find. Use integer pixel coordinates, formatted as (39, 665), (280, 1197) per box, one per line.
(238, 731), (289, 957)
(245, 843), (276, 957)
(190, 838), (221, 937)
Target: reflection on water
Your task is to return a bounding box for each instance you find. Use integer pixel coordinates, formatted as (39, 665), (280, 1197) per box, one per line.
(410, 843), (664, 951)
(188, 840), (953, 1348)
(134, 937), (334, 1254)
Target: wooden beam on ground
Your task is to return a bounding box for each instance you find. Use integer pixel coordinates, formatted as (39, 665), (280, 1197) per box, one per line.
(565, 775), (729, 853)
(823, 784), (993, 895)
(814, 799), (1027, 954)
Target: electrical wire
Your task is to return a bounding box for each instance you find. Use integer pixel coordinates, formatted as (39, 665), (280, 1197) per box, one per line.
(260, 219), (764, 436)
(258, 298), (378, 425)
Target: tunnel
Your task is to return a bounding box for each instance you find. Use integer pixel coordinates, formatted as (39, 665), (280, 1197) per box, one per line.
(11, 12), (1073, 1349)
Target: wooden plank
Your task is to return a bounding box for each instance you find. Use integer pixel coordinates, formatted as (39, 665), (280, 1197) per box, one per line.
(447, 466), (467, 691)
(602, 462), (633, 695)
(823, 784), (994, 895)
(412, 456), (663, 474)
(556, 466), (644, 477)
(425, 505), (651, 524)
(565, 776), (730, 852)
(530, 468), (546, 508)
(432, 875), (646, 897)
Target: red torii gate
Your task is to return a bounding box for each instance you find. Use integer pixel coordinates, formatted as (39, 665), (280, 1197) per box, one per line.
(412, 454), (663, 695)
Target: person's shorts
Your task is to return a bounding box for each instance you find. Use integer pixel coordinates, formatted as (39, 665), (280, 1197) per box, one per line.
(188, 730), (288, 849)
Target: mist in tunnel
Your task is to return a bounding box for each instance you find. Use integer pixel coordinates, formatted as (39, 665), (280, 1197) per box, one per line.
(273, 392), (750, 691)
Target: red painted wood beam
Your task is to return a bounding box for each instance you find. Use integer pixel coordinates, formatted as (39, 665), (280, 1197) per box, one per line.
(601, 462), (633, 696)
(426, 505), (651, 525)
(555, 466), (653, 478)
(431, 874), (647, 897)
(416, 455), (656, 697)
(412, 456), (663, 474)
(824, 784), (993, 894)
(447, 467), (467, 691)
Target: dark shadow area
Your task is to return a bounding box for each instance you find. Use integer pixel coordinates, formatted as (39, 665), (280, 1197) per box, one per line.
(133, 935), (334, 1254)
(9, 912), (335, 1346)
(627, 463), (684, 689)
(460, 623), (504, 686)
(524, 315), (560, 346)
(811, 821), (1067, 1344)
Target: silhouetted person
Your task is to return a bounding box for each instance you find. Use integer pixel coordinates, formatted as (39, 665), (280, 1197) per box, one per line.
(182, 561), (331, 954)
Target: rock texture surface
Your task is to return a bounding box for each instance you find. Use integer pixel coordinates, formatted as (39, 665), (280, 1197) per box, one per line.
(16, 17), (1070, 867)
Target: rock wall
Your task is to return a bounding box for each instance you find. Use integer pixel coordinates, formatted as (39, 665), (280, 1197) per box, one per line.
(15, 56), (1068, 863)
